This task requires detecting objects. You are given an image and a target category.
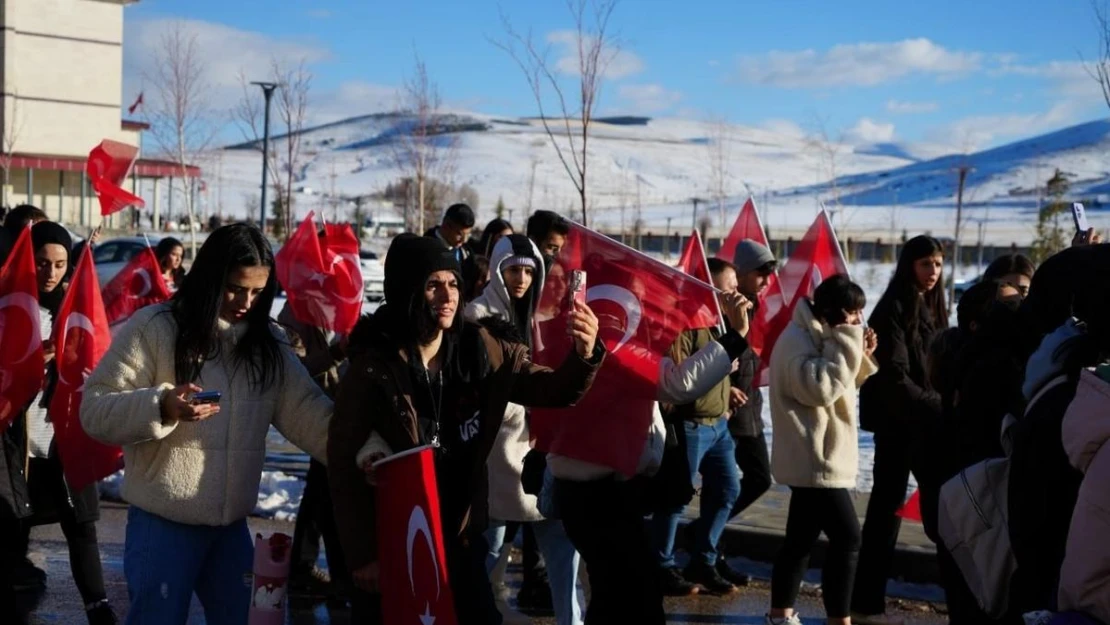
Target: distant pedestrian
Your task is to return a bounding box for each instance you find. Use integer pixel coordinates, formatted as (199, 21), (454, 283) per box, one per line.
(425, 203), (476, 263)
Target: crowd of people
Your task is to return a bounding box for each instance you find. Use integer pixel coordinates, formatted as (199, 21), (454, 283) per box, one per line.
(0, 198), (1108, 625)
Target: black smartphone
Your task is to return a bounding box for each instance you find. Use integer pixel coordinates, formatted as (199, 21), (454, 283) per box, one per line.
(190, 390), (222, 405)
(1073, 202), (1091, 244)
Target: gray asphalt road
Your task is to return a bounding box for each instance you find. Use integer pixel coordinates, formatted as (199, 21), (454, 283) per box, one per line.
(22, 504), (948, 624)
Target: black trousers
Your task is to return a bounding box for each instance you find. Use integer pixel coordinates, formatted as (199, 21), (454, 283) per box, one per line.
(291, 460), (350, 585)
(349, 530), (502, 625)
(852, 429), (922, 615)
(25, 457), (107, 607)
(0, 518), (27, 624)
(729, 434), (772, 520)
(771, 487), (861, 619)
(557, 478), (664, 625)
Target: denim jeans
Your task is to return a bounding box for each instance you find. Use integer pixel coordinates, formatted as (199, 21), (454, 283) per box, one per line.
(651, 418), (740, 567)
(486, 518), (583, 625)
(124, 506), (254, 625)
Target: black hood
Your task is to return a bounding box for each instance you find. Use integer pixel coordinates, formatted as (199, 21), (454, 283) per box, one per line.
(381, 233), (461, 341)
(1020, 244), (1110, 354)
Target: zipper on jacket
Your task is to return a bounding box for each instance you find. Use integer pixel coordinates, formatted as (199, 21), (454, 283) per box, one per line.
(959, 471), (992, 528)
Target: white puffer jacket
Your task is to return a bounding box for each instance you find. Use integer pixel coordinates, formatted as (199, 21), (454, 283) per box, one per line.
(768, 299), (876, 489)
(81, 304), (332, 527)
(464, 235), (547, 522)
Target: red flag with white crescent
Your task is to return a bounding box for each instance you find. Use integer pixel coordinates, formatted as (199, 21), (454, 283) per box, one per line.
(375, 446), (458, 625)
(717, 197), (767, 262)
(87, 140), (145, 216)
(754, 209), (850, 386)
(101, 247), (172, 327)
(530, 223), (720, 475)
(48, 246), (122, 491)
(0, 226), (45, 431)
(677, 229), (712, 285)
(274, 212), (363, 334)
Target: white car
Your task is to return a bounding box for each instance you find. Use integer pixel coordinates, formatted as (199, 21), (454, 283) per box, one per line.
(359, 249), (385, 300)
(90, 235), (167, 286)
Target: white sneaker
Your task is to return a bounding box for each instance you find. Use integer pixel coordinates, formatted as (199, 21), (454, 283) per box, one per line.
(765, 614), (802, 625)
(850, 612), (905, 625)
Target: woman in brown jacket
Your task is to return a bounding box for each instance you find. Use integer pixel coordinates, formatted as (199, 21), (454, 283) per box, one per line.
(328, 233), (603, 624)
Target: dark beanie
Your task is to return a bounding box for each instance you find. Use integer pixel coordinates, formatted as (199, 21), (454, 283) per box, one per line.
(384, 233), (461, 311)
(31, 221), (72, 257)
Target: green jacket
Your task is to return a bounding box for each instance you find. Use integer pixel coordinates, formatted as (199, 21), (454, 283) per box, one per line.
(668, 328), (731, 423)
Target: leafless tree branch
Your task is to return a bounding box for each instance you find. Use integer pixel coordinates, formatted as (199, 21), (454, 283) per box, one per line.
(494, 0), (619, 226)
(1085, 0), (1110, 111)
(389, 52), (459, 234)
(706, 115), (732, 246)
(144, 22), (217, 257)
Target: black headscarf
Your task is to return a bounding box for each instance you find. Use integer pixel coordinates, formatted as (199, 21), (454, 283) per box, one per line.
(30, 221), (72, 318)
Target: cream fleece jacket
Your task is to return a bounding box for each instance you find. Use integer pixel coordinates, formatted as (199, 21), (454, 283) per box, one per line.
(769, 299), (877, 489)
(81, 304), (333, 527)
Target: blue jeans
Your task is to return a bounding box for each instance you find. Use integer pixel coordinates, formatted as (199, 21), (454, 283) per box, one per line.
(486, 518), (583, 625)
(651, 419), (741, 567)
(124, 506), (254, 625)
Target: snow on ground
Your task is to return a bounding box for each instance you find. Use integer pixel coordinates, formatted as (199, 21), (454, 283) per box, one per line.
(153, 111), (1110, 247)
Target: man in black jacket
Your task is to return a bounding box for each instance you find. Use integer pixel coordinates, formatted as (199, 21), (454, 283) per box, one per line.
(706, 245), (775, 586)
(424, 203), (476, 263)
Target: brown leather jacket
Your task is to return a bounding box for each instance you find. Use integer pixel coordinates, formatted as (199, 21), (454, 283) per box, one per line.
(328, 311), (603, 570)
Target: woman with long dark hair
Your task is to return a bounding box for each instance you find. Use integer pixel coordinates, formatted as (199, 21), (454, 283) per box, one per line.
(851, 236), (948, 625)
(155, 236), (186, 292)
(0, 221), (116, 625)
(478, 218), (514, 258)
(81, 224), (333, 624)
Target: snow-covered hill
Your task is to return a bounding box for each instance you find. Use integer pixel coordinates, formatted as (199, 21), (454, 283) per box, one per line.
(175, 112), (1110, 245)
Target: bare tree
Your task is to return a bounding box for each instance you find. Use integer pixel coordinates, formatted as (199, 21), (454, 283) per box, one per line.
(392, 54), (458, 234)
(1087, 0), (1110, 111)
(806, 114), (844, 215)
(235, 58), (312, 240)
(0, 91), (23, 209)
(145, 22), (217, 257)
(706, 116), (732, 247)
(496, 0), (620, 226)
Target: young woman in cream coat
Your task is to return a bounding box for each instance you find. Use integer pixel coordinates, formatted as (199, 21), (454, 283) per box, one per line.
(765, 275), (878, 625)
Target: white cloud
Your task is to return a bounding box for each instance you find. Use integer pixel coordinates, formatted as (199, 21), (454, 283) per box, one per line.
(547, 30), (644, 79)
(123, 18), (395, 136)
(886, 99), (938, 114)
(996, 60), (1104, 101)
(927, 101), (1080, 151)
(616, 83), (682, 114)
(842, 118), (896, 144)
(735, 38), (981, 88)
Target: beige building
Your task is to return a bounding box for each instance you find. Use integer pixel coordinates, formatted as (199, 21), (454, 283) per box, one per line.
(0, 0), (198, 229)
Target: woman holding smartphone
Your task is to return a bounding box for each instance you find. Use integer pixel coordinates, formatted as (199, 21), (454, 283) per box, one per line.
(81, 224), (333, 625)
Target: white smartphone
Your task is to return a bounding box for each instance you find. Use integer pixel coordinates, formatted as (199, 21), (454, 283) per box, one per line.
(1073, 202), (1090, 243)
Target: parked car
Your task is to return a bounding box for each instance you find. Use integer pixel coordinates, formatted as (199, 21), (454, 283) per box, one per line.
(360, 249), (385, 300)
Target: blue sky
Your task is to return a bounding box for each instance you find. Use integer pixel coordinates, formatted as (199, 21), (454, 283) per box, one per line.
(123, 0), (1107, 151)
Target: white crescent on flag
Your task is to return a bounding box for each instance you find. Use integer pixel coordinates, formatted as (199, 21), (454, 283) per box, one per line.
(406, 505), (442, 600)
(0, 292), (42, 363)
(130, 268), (153, 299)
(58, 313), (96, 386)
(586, 284), (642, 353)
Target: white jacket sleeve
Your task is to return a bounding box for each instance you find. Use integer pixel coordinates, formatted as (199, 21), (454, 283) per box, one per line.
(655, 340), (733, 404)
(273, 345), (333, 464)
(783, 327), (863, 409)
(80, 311), (178, 446)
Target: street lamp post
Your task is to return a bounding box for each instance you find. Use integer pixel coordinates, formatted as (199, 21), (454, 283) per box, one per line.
(252, 81), (279, 233)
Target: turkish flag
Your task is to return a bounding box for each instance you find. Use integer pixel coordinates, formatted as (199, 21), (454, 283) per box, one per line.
(375, 446), (458, 625)
(48, 247), (122, 491)
(717, 197), (767, 261)
(677, 229), (712, 285)
(87, 140), (145, 216)
(897, 489), (923, 522)
(531, 223), (720, 475)
(0, 227), (45, 431)
(127, 92), (144, 115)
(275, 213), (363, 335)
(102, 247), (172, 326)
(754, 210), (850, 386)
